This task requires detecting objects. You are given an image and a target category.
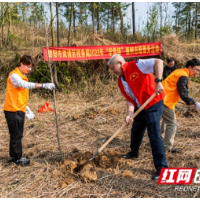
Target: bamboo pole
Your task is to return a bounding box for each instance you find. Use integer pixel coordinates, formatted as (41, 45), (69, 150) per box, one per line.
(43, 3), (63, 161)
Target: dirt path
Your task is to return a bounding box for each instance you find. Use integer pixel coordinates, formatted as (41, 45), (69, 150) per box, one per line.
(0, 82), (200, 197)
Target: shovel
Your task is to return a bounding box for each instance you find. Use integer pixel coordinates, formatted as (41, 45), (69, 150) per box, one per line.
(74, 92), (157, 172)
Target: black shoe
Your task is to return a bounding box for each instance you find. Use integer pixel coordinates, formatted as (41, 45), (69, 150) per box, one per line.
(9, 157), (16, 164)
(16, 157), (30, 166)
(169, 148), (181, 153)
(121, 152), (136, 159)
(151, 167), (163, 180)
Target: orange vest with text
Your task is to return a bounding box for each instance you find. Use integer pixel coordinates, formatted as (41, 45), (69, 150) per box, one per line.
(4, 67), (29, 113)
(118, 60), (165, 110)
(162, 68), (189, 110)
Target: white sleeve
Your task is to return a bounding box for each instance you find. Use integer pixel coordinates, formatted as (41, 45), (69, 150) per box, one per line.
(136, 59), (155, 74)
(10, 73), (36, 89)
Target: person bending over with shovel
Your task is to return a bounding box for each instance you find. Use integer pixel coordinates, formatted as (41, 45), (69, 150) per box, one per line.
(107, 54), (168, 180)
(4, 55), (55, 166)
(161, 58), (200, 153)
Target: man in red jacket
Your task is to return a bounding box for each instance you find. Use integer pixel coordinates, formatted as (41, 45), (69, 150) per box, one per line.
(107, 54), (168, 180)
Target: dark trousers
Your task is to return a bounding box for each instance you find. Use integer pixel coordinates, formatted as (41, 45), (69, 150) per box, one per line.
(4, 111), (25, 159)
(130, 100), (168, 169)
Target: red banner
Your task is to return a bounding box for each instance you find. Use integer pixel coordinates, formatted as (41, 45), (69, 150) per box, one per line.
(43, 42), (161, 61)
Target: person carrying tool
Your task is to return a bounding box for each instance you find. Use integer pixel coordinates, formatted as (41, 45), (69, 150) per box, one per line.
(4, 55), (55, 166)
(161, 58), (200, 153)
(107, 54), (168, 180)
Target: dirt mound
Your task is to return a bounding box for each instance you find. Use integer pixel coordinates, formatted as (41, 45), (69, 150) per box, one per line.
(80, 168), (97, 183)
(60, 160), (78, 173)
(121, 170), (134, 178)
(52, 149), (128, 185)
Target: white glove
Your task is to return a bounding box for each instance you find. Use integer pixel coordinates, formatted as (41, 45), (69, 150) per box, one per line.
(25, 106), (35, 120)
(42, 83), (55, 90)
(196, 102), (200, 111)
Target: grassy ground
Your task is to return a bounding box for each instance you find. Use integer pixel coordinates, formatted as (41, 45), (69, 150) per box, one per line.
(0, 79), (200, 198)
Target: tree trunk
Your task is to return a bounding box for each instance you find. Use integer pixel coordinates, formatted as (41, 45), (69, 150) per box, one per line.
(119, 3), (123, 35)
(107, 10), (109, 31)
(92, 3), (95, 34)
(185, 12), (188, 38)
(178, 3), (181, 28)
(22, 3), (25, 23)
(158, 2), (162, 38)
(50, 2), (54, 47)
(73, 3), (76, 36)
(111, 3), (115, 33)
(97, 2), (100, 33)
(188, 11), (191, 38)
(1, 2), (4, 47)
(53, 62), (60, 88)
(55, 2), (60, 88)
(79, 4), (82, 25)
(68, 2), (73, 46)
(132, 2), (135, 40)
(67, 2), (73, 68)
(195, 2), (198, 40)
(56, 2), (60, 46)
(7, 2), (11, 46)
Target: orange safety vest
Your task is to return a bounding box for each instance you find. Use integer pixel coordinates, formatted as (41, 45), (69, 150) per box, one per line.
(118, 60), (165, 110)
(162, 68), (189, 110)
(4, 67), (29, 113)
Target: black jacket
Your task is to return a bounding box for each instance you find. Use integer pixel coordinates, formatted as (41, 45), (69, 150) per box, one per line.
(163, 65), (176, 80)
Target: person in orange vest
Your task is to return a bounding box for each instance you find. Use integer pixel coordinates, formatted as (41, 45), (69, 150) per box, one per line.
(107, 54), (168, 180)
(161, 59), (200, 153)
(4, 55), (55, 166)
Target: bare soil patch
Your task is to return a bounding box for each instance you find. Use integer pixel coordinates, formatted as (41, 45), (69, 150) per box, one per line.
(0, 80), (200, 197)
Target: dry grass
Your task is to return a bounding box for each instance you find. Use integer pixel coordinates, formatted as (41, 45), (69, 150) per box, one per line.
(1, 34), (200, 197)
(0, 78), (200, 198)
(161, 35), (200, 67)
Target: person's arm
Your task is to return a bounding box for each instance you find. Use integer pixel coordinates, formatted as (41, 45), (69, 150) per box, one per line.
(10, 73), (55, 90)
(154, 59), (164, 95)
(126, 100), (135, 125)
(177, 76), (196, 105)
(154, 59), (163, 81)
(11, 73), (36, 89)
(136, 59), (164, 95)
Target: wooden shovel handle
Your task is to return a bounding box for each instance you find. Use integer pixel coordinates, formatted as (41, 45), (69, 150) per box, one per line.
(97, 92), (157, 154)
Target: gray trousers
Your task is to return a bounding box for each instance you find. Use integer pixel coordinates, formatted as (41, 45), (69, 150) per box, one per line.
(160, 105), (177, 150)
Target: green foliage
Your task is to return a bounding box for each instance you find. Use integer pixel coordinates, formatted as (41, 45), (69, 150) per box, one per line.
(192, 76), (200, 84)
(29, 63), (50, 83)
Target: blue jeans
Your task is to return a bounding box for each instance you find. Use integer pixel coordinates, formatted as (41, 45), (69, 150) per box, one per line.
(130, 100), (168, 169)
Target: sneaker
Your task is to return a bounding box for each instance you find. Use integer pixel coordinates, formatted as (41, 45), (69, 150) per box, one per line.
(151, 167), (163, 180)
(121, 152), (136, 159)
(168, 148), (181, 153)
(9, 157), (16, 164)
(16, 157), (30, 166)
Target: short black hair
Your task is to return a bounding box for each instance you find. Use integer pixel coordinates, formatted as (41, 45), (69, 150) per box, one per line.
(186, 58), (200, 68)
(167, 58), (174, 63)
(20, 55), (35, 67)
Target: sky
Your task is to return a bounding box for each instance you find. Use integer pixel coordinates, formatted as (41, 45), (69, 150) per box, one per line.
(46, 2), (174, 31)
(129, 2), (175, 32)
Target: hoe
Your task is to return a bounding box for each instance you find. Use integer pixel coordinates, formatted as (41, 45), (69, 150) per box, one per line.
(74, 92), (157, 172)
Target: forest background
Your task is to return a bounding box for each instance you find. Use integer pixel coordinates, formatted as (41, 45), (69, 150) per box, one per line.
(1, 2), (200, 198)
(1, 2), (200, 92)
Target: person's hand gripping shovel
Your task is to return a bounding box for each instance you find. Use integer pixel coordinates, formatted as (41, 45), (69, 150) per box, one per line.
(74, 92), (157, 172)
